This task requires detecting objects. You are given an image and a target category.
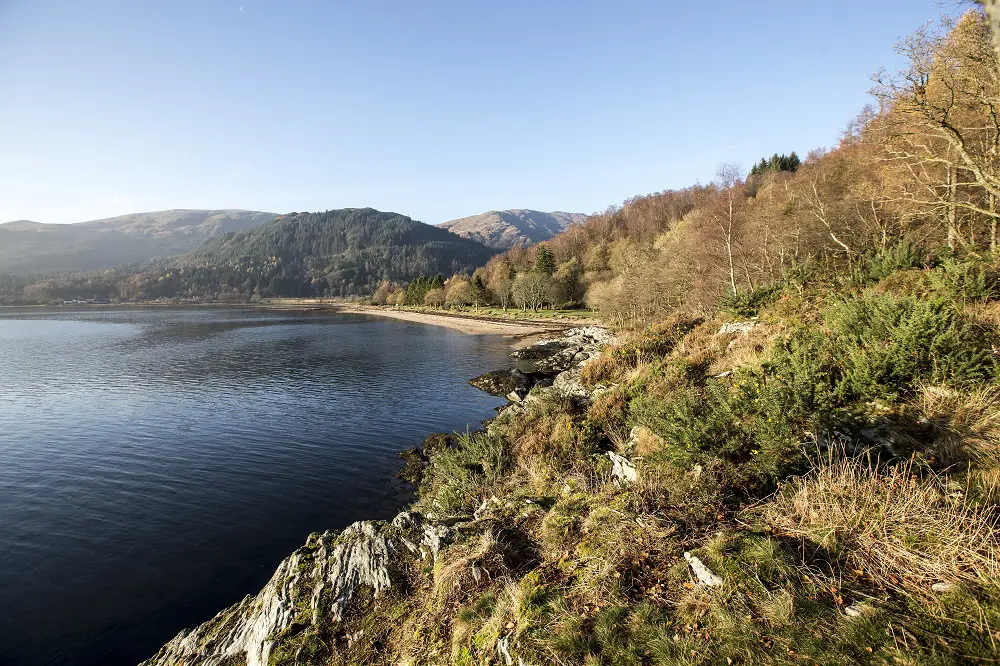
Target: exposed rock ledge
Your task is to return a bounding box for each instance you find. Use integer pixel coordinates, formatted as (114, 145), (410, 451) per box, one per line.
(141, 512), (449, 666)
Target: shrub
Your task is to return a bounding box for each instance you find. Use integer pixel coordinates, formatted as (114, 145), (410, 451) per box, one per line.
(928, 257), (1000, 304)
(827, 294), (997, 400)
(418, 431), (512, 517)
(860, 242), (930, 281)
(718, 284), (781, 318)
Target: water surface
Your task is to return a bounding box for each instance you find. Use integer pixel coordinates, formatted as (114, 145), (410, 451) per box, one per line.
(0, 308), (510, 665)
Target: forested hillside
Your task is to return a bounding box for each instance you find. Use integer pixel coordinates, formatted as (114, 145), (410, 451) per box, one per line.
(0, 208), (496, 302)
(374, 11), (1000, 327)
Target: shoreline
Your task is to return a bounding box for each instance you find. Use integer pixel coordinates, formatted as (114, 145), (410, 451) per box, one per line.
(0, 300), (593, 340)
(333, 305), (573, 337)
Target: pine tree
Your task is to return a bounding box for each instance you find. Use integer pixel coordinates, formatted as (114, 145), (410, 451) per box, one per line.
(535, 244), (555, 275)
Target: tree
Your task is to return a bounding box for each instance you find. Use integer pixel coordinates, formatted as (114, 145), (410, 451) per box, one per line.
(873, 12), (1000, 249)
(424, 287), (445, 307)
(550, 258), (582, 307)
(445, 279), (472, 308)
(470, 274), (488, 311)
(535, 244), (555, 275)
(511, 272), (549, 311)
(487, 270), (514, 311)
(707, 163), (746, 296)
(372, 280), (394, 305)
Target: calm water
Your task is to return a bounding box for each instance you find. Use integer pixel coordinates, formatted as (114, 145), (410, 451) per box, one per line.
(0, 308), (511, 666)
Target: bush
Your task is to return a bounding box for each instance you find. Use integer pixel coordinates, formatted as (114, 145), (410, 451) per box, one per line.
(827, 294), (997, 400)
(629, 374), (813, 488)
(928, 257), (1000, 304)
(418, 431), (512, 516)
(860, 242), (930, 281)
(718, 285), (781, 318)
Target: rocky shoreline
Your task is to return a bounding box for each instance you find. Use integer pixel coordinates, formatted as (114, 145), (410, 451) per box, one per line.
(140, 326), (615, 666)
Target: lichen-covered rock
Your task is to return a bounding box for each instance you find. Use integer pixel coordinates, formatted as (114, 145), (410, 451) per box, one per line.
(141, 512), (445, 666)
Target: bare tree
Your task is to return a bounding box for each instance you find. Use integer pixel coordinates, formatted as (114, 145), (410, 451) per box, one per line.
(873, 13), (1000, 248)
(511, 272), (549, 312)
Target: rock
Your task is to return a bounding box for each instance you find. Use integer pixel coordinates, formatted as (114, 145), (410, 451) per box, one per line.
(683, 552), (723, 587)
(718, 321), (757, 335)
(511, 340), (569, 360)
(469, 369), (534, 397)
(397, 447), (428, 485)
(497, 635), (514, 666)
(142, 511), (451, 666)
(142, 519), (404, 666)
(534, 346), (584, 374)
(422, 433), (455, 457)
(421, 522), (451, 562)
(607, 451), (638, 484)
(844, 604), (864, 618)
(553, 366), (590, 399)
(932, 582), (955, 593)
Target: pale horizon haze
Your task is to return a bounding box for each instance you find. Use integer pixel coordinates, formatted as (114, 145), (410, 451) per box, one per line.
(1, 0), (950, 225)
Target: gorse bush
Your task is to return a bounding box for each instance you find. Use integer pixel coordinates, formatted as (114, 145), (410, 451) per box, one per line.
(718, 284), (781, 318)
(928, 257), (1000, 304)
(418, 431), (512, 516)
(629, 374), (814, 488)
(827, 294), (997, 400)
(859, 242), (930, 282)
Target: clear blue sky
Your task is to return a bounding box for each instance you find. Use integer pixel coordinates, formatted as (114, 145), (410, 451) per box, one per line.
(0, 0), (952, 225)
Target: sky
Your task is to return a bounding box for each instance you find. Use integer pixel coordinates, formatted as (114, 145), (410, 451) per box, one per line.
(0, 0), (957, 225)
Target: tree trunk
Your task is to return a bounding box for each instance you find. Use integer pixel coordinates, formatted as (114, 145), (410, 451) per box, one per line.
(726, 195), (738, 297)
(992, 193), (998, 253)
(983, 0), (1000, 76)
(946, 164), (957, 249)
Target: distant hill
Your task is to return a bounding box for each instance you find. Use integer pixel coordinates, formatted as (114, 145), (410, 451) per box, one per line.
(0, 209), (276, 274)
(180, 208), (497, 297)
(437, 210), (587, 249)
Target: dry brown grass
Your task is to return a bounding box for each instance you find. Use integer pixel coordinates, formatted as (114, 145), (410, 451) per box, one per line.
(758, 457), (1000, 595)
(914, 384), (1000, 465)
(965, 300), (1000, 329)
(665, 314), (782, 377)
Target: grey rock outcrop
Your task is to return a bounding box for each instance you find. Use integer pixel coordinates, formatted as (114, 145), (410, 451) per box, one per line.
(141, 512), (447, 666)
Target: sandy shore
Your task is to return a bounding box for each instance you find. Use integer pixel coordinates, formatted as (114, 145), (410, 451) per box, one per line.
(335, 306), (568, 337)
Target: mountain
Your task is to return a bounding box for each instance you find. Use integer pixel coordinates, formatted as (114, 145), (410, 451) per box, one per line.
(179, 208), (497, 297)
(436, 209), (587, 249)
(0, 209), (276, 275)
